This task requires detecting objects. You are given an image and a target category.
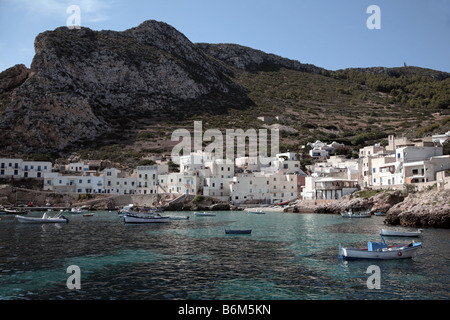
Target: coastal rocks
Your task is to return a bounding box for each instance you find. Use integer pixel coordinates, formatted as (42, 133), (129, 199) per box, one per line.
(313, 190), (405, 215)
(313, 187), (450, 228)
(384, 189), (450, 228)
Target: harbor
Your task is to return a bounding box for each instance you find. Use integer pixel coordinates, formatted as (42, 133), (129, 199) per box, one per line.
(0, 209), (448, 300)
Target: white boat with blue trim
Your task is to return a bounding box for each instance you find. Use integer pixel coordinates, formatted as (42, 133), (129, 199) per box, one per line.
(380, 228), (423, 237)
(339, 235), (421, 260)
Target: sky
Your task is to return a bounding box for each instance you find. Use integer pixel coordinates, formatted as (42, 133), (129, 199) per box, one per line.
(0, 0), (450, 73)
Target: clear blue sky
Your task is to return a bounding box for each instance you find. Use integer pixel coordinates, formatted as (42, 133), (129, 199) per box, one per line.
(1, 0), (449, 73)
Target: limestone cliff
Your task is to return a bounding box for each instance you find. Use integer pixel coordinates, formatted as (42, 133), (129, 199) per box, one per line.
(0, 20), (251, 155)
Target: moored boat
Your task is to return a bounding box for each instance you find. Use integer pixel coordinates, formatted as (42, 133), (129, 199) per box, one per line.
(247, 209), (265, 214)
(2, 208), (29, 215)
(193, 212), (216, 216)
(64, 207), (85, 214)
(339, 236), (421, 260)
(380, 228), (423, 237)
(123, 213), (170, 224)
(341, 208), (371, 218)
(15, 212), (69, 224)
(225, 229), (252, 235)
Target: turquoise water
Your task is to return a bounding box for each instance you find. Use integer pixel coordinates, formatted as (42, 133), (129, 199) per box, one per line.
(0, 210), (448, 300)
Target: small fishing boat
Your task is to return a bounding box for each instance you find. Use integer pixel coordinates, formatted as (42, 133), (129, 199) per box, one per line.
(2, 208), (29, 215)
(123, 213), (170, 224)
(374, 211), (385, 216)
(194, 212), (216, 216)
(225, 229), (252, 235)
(380, 228), (423, 237)
(15, 212), (69, 224)
(339, 235), (421, 260)
(247, 210), (265, 214)
(340, 208), (372, 218)
(64, 207), (85, 214)
(83, 213), (94, 217)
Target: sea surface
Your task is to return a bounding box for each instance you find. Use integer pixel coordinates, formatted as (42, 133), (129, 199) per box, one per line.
(0, 210), (448, 300)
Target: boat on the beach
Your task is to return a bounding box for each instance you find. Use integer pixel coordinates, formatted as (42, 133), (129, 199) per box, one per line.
(225, 229), (252, 235)
(123, 213), (170, 224)
(194, 212), (216, 216)
(339, 235), (421, 260)
(340, 208), (372, 218)
(380, 228), (423, 237)
(15, 212), (69, 224)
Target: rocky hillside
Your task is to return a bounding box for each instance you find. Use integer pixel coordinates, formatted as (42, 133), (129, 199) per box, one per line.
(0, 20), (251, 155)
(0, 20), (449, 162)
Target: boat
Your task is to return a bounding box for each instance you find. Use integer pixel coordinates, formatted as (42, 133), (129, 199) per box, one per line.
(374, 211), (385, 216)
(247, 209), (265, 214)
(225, 229), (252, 235)
(340, 208), (372, 218)
(2, 208), (29, 215)
(64, 207), (85, 214)
(167, 215), (190, 220)
(339, 235), (421, 260)
(123, 213), (170, 224)
(380, 228), (423, 237)
(83, 213), (94, 217)
(193, 212), (216, 216)
(15, 212), (69, 224)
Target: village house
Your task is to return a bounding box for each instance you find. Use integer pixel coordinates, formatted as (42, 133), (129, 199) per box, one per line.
(0, 159), (52, 179)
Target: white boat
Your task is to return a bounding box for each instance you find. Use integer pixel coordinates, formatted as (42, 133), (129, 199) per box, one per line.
(123, 213), (170, 224)
(247, 210), (265, 214)
(64, 207), (85, 214)
(341, 208), (371, 218)
(193, 212), (216, 216)
(339, 236), (421, 260)
(2, 208), (29, 214)
(16, 212), (69, 224)
(380, 228), (423, 237)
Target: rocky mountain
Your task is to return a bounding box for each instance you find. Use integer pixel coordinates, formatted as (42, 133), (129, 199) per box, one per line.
(0, 20), (252, 155)
(0, 20), (449, 160)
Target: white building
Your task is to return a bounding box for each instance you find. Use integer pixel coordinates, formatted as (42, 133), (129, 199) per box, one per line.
(0, 159), (52, 178)
(43, 172), (104, 194)
(104, 168), (137, 195)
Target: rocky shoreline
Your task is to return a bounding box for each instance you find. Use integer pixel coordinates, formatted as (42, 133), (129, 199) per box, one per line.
(311, 188), (450, 229)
